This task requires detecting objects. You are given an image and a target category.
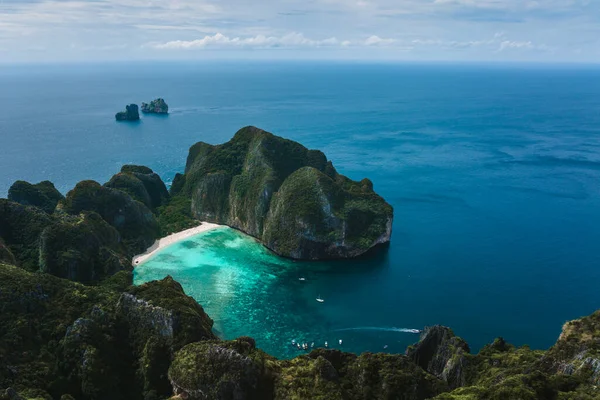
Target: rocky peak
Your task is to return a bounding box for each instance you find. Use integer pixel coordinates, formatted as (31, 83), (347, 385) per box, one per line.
(141, 98), (169, 114)
(407, 325), (470, 389)
(115, 104), (139, 121)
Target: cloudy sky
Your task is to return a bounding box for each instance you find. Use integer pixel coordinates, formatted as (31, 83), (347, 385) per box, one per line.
(1, 0), (599, 63)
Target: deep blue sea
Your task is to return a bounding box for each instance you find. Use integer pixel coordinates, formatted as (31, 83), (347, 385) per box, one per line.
(1, 62), (600, 359)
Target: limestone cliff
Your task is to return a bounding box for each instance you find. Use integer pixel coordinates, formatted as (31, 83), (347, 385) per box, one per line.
(180, 126), (393, 260)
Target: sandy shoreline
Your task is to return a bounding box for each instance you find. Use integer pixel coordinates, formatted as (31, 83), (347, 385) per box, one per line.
(132, 222), (222, 266)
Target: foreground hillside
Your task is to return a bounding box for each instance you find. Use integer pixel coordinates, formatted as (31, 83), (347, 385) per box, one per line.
(1, 261), (600, 400)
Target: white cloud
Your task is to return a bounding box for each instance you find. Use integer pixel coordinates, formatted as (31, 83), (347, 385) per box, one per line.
(153, 32), (342, 49)
(364, 35), (395, 46)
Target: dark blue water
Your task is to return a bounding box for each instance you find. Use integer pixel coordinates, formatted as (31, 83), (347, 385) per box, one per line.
(2, 62), (600, 357)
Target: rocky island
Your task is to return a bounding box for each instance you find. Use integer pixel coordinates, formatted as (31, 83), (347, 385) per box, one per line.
(141, 98), (169, 114)
(115, 104), (140, 121)
(2, 128), (600, 399)
(170, 126), (393, 259)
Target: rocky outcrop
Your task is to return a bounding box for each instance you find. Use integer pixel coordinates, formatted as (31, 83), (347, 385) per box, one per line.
(8, 180), (64, 214)
(39, 211), (129, 283)
(141, 98), (168, 114)
(0, 265), (219, 400)
(58, 180), (160, 255)
(180, 126), (393, 260)
(115, 104), (139, 121)
(406, 326), (470, 389)
(105, 165), (170, 210)
(543, 310), (600, 385)
(0, 199), (54, 271)
(169, 339), (268, 400)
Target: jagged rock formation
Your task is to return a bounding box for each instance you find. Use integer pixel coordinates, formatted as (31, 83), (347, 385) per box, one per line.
(115, 104), (140, 121)
(58, 180), (160, 255)
(178, 126), (393, 260)
(8, 180), (64, 214)
(543, 310), (600, 385)
(141, 98), (169, 114)
(407, 326), (470, 389)
(105, 165), (170, 210)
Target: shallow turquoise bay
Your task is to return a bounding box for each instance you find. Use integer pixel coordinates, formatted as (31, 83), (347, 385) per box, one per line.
(133, 227), (419, 359)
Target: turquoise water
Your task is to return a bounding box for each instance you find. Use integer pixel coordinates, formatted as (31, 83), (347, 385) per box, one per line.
(2, 62), (600, 357)
(134, 227), (420, 358)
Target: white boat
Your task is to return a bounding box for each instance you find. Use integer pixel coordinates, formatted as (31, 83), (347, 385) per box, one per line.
(407, 329), (421, 334)
(299, 277), (306, 281)
(316, 294), (325, 303)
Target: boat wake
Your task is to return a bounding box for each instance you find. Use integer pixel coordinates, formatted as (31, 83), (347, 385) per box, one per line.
(333, 327), (421, 334)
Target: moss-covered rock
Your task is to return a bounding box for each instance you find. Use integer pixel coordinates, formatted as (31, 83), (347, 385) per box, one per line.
(8, 181), (64, 214)
(39, 212), (129, 283)
(58, 180), (159, 255)
(0, 263), (118, 395)
(543, 311), (600, 385)
(0, 199), (54, 271)
(118, 277), (218, 399)
(141, 98), (168, 114)
(182, 126), (393, 260)
(115, 104), (139, 121)
(168, 340), (270, 400)
(407, 326), (470, 389)
(106, 165), (170, 210)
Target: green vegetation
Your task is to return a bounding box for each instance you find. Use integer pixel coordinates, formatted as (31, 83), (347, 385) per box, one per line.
(59, 180), (159, 255)
(8, 180), (64, 214)
(181, 126), (394, 259)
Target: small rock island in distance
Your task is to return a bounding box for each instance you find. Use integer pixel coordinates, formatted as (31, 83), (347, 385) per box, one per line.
(2, 126), (600, 399)
(141, 98), (169, 114)
(115, 103), (140, 121)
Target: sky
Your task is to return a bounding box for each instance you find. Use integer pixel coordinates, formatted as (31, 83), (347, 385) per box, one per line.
(1, 0), (599, 63)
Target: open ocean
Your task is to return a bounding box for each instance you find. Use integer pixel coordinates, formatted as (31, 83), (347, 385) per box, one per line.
(1, 62), (600, 359)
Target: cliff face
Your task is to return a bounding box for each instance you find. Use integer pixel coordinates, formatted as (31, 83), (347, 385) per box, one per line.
(181, 126), (393, 260)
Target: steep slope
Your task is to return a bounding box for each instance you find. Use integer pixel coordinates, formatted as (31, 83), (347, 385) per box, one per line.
(181, 126), (393, 260)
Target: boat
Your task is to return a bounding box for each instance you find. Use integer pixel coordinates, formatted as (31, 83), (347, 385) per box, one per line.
(316, 294), (324, 303)
(406, 329), (421, 334)
(299, 277), (306, 281)
(339, 339), (343, 345)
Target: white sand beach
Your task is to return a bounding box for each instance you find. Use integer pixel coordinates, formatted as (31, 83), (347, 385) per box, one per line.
(132, 222), (222, 266)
